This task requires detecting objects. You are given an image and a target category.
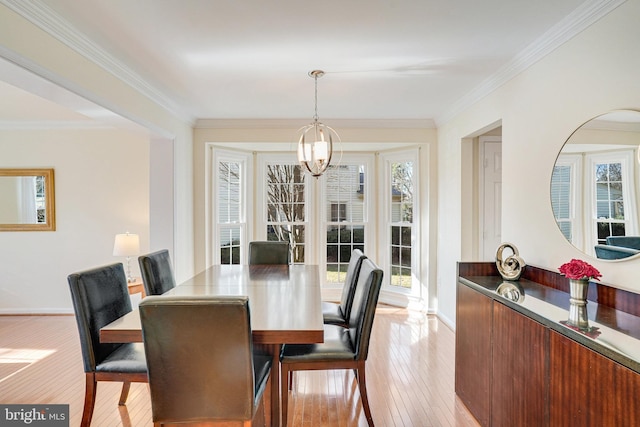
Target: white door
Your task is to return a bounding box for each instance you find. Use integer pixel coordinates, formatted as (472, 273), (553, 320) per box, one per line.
(479, 137), (502, 260)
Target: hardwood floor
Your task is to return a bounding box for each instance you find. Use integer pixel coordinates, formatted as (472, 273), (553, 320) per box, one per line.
(0, 307), (479, 427)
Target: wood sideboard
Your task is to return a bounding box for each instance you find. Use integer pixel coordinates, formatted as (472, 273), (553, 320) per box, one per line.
(455, 262), (640, 427)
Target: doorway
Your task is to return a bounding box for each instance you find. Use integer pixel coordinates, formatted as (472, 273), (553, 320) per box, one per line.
(478, 135), (502, 260)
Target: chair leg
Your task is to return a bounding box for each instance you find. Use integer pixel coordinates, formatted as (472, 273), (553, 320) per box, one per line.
(356, 363), (374, 427)
(118, 381), (132, 405)
(81, 373), (97, 427)
(281, 363), (290, 427)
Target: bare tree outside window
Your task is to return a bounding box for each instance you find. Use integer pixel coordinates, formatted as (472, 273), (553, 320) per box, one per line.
(266, 164), (306, 263)
(392, 162), (413, 222)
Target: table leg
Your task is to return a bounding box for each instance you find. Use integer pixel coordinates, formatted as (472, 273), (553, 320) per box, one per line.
(270, 344), (282, 427)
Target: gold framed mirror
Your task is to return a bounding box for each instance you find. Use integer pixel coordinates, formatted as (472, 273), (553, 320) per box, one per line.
(0, 168), (56, 231)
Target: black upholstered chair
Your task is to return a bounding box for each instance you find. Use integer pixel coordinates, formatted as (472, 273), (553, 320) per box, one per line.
(248, 241), (290, 265)
(67, 263), (148, 427)
(281, 258), (383, 427)
(139, 295), (272, 427)
(322, 249), (367, 328)
(138, 249), (176, 295)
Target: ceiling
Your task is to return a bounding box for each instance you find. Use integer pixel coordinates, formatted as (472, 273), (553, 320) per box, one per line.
(1, 0), (610, 129)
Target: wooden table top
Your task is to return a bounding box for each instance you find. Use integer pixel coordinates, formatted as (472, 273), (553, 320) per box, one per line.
(100, 264), (325, 345)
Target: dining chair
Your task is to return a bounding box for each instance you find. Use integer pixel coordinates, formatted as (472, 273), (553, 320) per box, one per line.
(280, 258), (383, 427)
(67, 263), (148, 427)
(139, 295), (272, 427)
(138, 249), (176, 295)
(322, 249), (367, 327)
(248, 241), (290, 265)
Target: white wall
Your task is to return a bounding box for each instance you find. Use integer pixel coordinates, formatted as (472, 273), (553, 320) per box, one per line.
(437, 0), (640, 326)
(1, 2), (195, 287)
(0, 129), (149, 313)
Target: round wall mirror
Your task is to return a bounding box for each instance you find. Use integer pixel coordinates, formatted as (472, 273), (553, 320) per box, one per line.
(551, 110), (640, 261)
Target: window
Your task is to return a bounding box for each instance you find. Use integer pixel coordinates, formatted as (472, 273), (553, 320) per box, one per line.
(380, 149), (420, 295)
(212, 149), (250, 265)
(390, 161), (413, 288)
(588, 152), (637, 245)
(551, 154), (581, 247)
(324, 163), (367, 284)
(551, 165), (572, 240)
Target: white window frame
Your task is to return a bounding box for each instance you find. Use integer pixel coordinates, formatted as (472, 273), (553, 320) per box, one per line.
(319, 153), (375, 288)
(553, 153), (583, 251)
(379, 148), (421, 298)
(586, 149), (638, 251)
(210, 147), (252, 265)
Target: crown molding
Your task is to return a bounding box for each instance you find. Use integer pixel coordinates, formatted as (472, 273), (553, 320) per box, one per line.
(1, 0), (194, 125)
(0, 120), (114, 130)
(195, 118), (436, 129)
(436, 0), (627, 126)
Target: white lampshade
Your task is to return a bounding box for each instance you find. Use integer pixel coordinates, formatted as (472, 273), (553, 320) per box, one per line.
(113, 233), (140, 257)
(313, 139), (329, 161)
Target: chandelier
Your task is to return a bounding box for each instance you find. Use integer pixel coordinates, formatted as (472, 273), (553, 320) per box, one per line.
(297, 70), (340, 177)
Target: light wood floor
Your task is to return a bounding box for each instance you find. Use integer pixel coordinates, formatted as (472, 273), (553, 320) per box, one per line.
(0, 307), (479, 427)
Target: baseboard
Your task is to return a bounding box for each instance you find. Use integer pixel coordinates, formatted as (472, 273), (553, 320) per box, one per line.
(437, 311), (456, 331)
(0, 308), (74, 315)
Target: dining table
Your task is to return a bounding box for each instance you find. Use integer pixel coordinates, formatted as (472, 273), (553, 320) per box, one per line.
(100, 264), (325, 427)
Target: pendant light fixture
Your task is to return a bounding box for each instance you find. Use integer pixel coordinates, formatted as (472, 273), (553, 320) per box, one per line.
(297, 70), (340, 178)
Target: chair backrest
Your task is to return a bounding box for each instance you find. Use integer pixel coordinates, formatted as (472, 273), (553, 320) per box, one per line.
(139, 295), (258, 423)
(346, 258), (383, 361)
(248, 241), (290, 265)
(594, 244), (639, 259)
(67, 263), (132, 372)
(606, 236), (640, 250)
(339, 249), (367, 319)
(138, 249), (176, 295)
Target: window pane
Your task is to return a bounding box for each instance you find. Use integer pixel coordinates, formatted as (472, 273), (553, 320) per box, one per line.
(401, 226), (411, 246)
(391, 226), (400, 245)
(551, 166), (570, 218)
(391, 161), (413, 223)
(610, 182), (623, 200)
(353, 225), (365, 244)
(218, 161), (241, 223)
(595, 164), (608, 182)
(611, 223), (626, 236)
(327, 243), (338, 262)
(609, 163), (622, 181)
(220, 225), (241, 265)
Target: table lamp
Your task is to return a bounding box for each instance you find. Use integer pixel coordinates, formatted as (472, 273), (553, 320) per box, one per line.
(113, 232), (140, 282)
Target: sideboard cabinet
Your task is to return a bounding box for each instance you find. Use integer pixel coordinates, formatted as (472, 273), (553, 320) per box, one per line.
(456, 262), (640, 427)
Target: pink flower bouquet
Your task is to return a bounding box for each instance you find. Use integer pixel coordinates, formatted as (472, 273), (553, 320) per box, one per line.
(558, 259), (602, 281)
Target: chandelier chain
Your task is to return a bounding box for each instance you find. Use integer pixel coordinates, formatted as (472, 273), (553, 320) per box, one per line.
(313, 73), (319, 122)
